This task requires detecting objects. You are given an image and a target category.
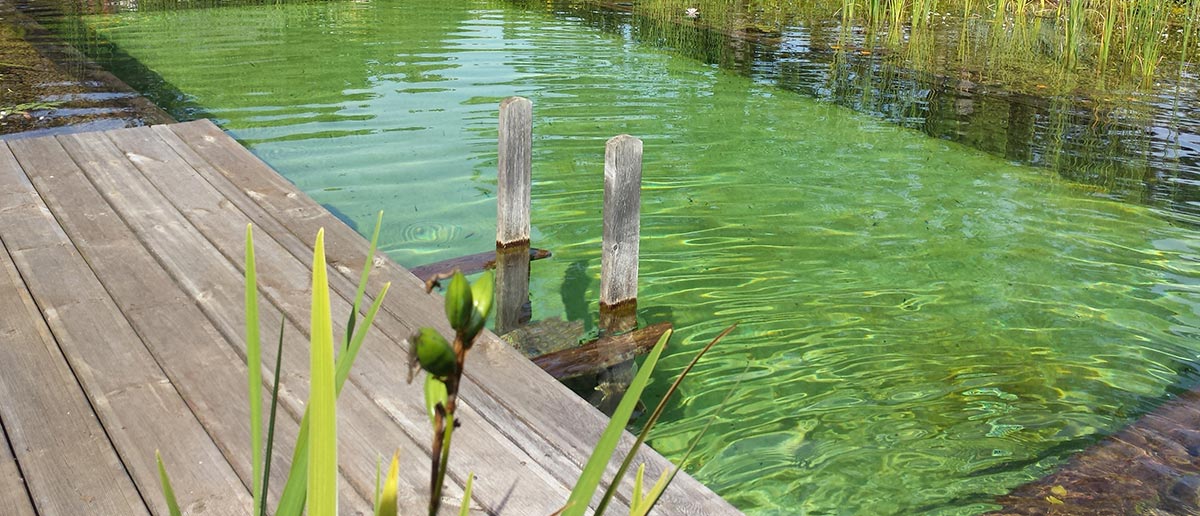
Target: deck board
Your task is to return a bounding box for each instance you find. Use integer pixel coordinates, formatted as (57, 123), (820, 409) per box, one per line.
(165, 119), (735, 514)
(0, 121), (743, 516)
(0, 145), (149, 515)
(0, 419), (36, 516)
(5, 135), (253, 515)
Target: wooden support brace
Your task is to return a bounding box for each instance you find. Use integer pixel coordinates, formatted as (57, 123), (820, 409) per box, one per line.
(409, 248), (551, 283)
(532, 322), (671, 381)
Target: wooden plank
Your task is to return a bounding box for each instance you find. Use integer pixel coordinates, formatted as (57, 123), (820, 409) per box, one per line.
(533, 322), (672, 380)
(9, 130), (312, 512)
(136, 124), (568, 514)
(0, 154), (143, 514)
(990, 386), (1200, 515)
(409, 248), (551, 283)
(599, 134), (642, 333)
(52, 128), (407, 514)
(165, 119), (742, 514)
(496, 96), (533, 248)
(102, 124), (501, 511)
(5, 135), (252, 515)
(0, 420), (36, 516)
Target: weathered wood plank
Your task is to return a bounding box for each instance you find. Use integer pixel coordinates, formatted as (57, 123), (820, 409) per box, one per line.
(0, 155), (142, 515)
(142, 123), (568, 514)
(53, 128), (405, 515)
(533, 322), (672, 380)
(494, 245), (533, 335)
(12, 130), (312, 512)
(165, 119), (741, 514)
(0, 420), (36, 516)
(5, 135), (252, 516)
(409, 248), (551, 283)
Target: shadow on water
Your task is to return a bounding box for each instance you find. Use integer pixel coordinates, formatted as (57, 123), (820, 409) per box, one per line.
(527, 0), (1200, 225)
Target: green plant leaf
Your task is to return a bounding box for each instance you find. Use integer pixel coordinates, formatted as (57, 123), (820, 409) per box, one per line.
(424, 374), (448, 427)
(631, 463), (645, 509)
(562, 329), (672, 516)
(347, 211), (383, 348)
(245, 224), (265, 516)
(596, 324), (736, 515)
(275, 279), (391, 516)
(631, 467), (671, 516)
(156, 450), (182, 516)
(261, 317), (286, 516)
(459, 472), (474, 516)
(308, 228), (338, 516)
(337, 282), (391, 393)
(375, 451), (400, 516)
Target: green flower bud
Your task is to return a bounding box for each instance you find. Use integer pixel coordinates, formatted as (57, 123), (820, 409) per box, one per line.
(444, 271), (473, 332)
(471, 271), (495, 321)
(414, 327), (456, 378)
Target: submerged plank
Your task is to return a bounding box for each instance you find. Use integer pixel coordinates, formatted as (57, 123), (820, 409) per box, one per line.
(166, 119), (741, 514)
(0, 421), (36, 516)
(0, 144), (148, 516)
(991, 387), (1200, 515)
(144, 123), (569, 514)
(5, 135), (253, 515)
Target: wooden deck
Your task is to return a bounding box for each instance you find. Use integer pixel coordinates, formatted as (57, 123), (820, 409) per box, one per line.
(0, 120), (742, 515)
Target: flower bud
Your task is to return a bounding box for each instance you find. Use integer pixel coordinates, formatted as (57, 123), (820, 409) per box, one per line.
(414, 327), (456, 378)
(444, 271), (473, 332)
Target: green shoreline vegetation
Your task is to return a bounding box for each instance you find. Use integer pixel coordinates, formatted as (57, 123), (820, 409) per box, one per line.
(632, 0), (1200, 93)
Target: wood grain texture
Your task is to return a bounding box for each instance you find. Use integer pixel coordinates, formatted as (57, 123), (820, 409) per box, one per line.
(152, 123), (573, 513)
(493, 245), (531, 336)
(0, 421), (36, 516)
(533, 322), (671, 380)
(0, 151), (144, 515)
(600, 134), (642, 313)
(61, 127), (398, 515)
(6, 135), (252, 516)
(496, 96), (532, 247)
(409, 248), (551, 283)
(163, 119), (741, 515)
(31, 129), (312, 512)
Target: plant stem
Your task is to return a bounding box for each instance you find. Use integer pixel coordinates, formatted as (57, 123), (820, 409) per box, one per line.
(429, 334), (467, 516)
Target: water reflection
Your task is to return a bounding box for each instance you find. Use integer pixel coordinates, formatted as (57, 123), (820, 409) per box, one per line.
(539, 0), (1200, 223)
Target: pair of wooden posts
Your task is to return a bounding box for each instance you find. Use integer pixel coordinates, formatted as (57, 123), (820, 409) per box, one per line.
(494, 96), (641, 338)
(410, 97), (667, 403)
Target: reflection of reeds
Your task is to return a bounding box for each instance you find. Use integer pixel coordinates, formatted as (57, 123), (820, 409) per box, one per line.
(637, 0), (1198, 91)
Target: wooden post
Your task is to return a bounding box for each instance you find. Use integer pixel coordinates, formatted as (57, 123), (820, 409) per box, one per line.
(599, 134), (641, 334)
(594, 134), (642, 414)
(495, 97), (533, 335)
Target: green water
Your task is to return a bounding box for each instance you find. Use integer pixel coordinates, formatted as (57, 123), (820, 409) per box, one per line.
(54, 0), (1200, 513)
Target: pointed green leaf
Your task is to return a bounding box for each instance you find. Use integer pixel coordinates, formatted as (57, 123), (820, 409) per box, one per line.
(347, 211), (383, 348)
(156, 450), (183, 516)
(563, 329), (672, 516)
(261, 317), (286, 516)
(375, 451), (400, 516)
(458, 472), (475, 516)
(424, 375), (448, 427)
(336, 282), (391, 393)
(245, 224), (265, 516)
(308, 229), (338, 516)
(596, 324), (736, 515)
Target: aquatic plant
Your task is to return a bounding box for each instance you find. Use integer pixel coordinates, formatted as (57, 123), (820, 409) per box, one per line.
(154, 215), (733, 515)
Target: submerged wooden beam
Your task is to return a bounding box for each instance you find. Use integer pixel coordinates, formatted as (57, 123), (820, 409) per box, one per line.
(409, 247), (551, 283)
(989, 386), (1200, 515)
(533, 322), (672, 381)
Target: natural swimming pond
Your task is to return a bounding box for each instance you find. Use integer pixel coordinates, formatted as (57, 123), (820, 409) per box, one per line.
(40, 0), (1200, 513)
